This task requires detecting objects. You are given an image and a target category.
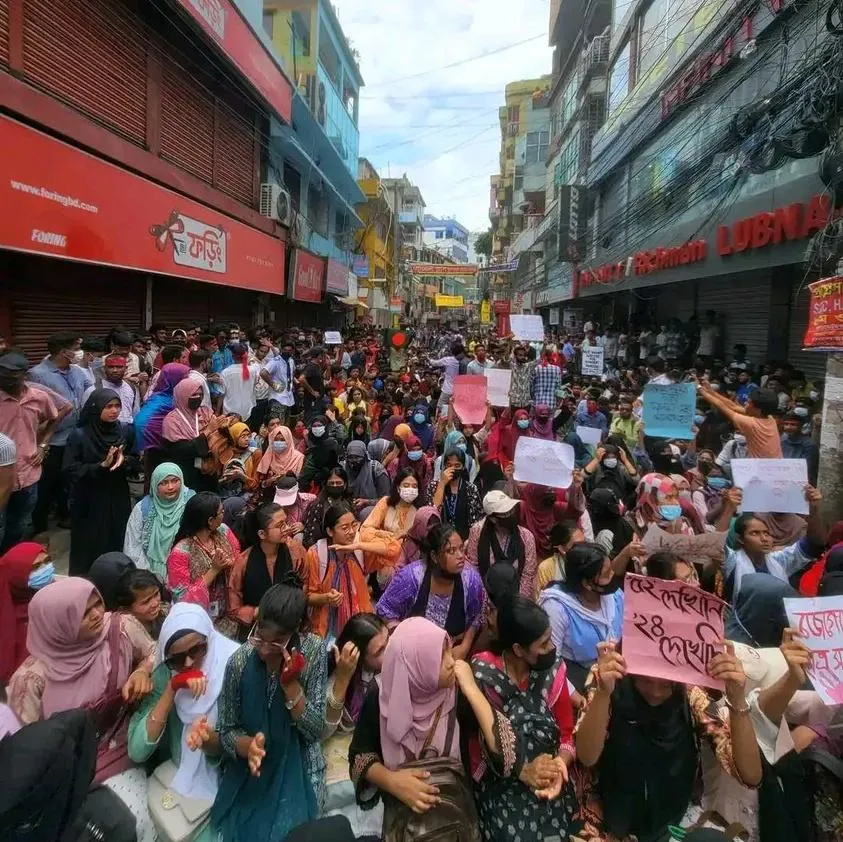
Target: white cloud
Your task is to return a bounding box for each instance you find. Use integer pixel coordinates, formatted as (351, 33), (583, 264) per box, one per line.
(332, 0), (554, 231)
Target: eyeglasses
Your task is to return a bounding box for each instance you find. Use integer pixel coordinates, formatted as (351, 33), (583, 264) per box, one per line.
(248, 625), (290, 652)
(165, 641), (208, 671)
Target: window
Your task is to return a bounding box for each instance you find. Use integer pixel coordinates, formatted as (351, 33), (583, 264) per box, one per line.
(525, 131), (550, 164)
(608, 41), (631, 115)
(262, 11), (273, 38)
(611, 0), (635, 34)
(561, 77), (577, 128)
(558, 128), (580, 186)
(307, 183), (328, 237)
(514, 175), (524, 190)
(436, 230), (444, 239)
(507, 105), (520, 125)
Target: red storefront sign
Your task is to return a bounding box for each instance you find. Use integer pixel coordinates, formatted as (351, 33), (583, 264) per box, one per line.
(0, 115), (285, 292)
(325, 258), (350, 295)
(493, 300), (511, 315)
(174, 0), (292, 124)
(288, 248), (325, 304)
(803, 276), (843, 351)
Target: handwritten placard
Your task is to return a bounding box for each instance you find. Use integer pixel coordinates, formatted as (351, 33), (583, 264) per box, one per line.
(623, 573), (727, 690)
(642, 383), (696, 439)
(731, 459), (809, 515)
(452, 375), (487, 426)
(485, 368), (512, 408)
(784, 595), (843, 705)
(581, 346), (604, 376)
(513, 437), (574, 490)
(324, 331), (343, 345)
(510, 314), (545, 342)
(576, 425), (603, 448)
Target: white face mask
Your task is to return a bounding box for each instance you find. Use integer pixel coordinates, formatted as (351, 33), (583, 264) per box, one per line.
(399, 487), (419, 504)
(73, 349), (84, 363)
(602, 457), (618, 469)
(733, 434), (747, 446)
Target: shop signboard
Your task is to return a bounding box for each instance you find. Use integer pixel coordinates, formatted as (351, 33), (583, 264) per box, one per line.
(411, 263), (478, 277)
(435, 294), (465, 308)
(325, 258), (349, 295)
(288, 248), (325, 303)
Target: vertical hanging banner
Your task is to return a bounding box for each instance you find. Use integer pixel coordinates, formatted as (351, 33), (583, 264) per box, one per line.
(803, 276), (843, 350)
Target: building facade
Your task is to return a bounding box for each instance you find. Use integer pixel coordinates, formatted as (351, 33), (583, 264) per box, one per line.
(423, 215), (470, 264)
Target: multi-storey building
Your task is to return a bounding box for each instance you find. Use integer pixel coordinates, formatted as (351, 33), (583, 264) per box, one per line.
(423, 216), (471, 264)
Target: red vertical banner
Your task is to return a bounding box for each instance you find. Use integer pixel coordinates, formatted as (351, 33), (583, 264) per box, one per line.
(803, 276), (843, 350)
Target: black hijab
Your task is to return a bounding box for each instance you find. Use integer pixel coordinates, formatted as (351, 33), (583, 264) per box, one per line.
(307, 415), (339, 469)
(87, 552), (136, 610)
(476, 513), (525, 581)
(78, 388), (126, 458)
(588, 488), (634, 558)
(242, 543), (294, 609)
(726, 573), (799, 647)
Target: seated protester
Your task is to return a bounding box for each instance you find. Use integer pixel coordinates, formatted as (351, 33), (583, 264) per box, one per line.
(464, 490), (538, 598)
(345, 387), (368, 419)
(489, 408), (530, 470)
(583, 443), (638, 503)
(587, 487), (635, 559)
(304, 504), (399, 641)
(386, 433), (432, 491)
(538, 542), (633, 691)
(291, 420), (308, 454)
(380, 421), (412, 470)
(257, 425), (304, 487)
(166, 492), (240, 638)
(426, 448), (483, 540)
(8, 578), (157, 842)
(161, 379), (216, 493)
(627, 473), (698, 539)
(434, 429), (479, 483)
(128, 603), (239, 842)
(716, 432), (749, 479)
(780, 412), (819, 485)
(394, 505), (442, 569)
(124, 462), (195, 579)
(574, 641), (763, 842)
(726, 573), (800, 648)
(723, 486), (824, 603)
(518, 480), (586, 559)
(273, 474), (316, 544)
(87, 551), (136, 608)
(343, 440), (391, 515)
(535, 521), (586, 596)
(325, 612), (388, 729)
(471, 595), (578, 842)
(376, 524), (485, 660)
(408, 402), (436, 454)
(228, 503), (305, 639)
(0, 542), (55, 685)
(298, 416), (340, 493)
(113, 568), (166, 642)
(346, 412), (371, 445)
(348, 617), (499, 837)
(212, 576), (330, 839)
(302, 467), (354, 549)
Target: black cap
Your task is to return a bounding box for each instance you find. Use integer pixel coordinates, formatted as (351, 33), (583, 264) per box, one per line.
(0, 352), (28, 372)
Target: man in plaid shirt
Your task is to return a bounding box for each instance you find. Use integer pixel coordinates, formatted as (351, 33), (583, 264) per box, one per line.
(532, 347), (562, 408)
(508, 344), (537, 408)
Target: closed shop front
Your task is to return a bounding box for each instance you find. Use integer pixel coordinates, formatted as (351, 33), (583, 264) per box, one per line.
(151, 278), (260, 332)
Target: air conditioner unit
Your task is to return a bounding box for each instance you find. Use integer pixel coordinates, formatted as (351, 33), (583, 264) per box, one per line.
(259, 183), (292, 226)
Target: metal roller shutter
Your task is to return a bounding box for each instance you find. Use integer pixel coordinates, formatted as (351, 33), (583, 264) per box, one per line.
(8, 257), (145, 362)
(214, 99), (257, 208)
(787, 281), (828, 382)
(151, 278), (212, 330)
(0, 0), (9, 67)
(208, 287), (257, 330)
(696, 272), (772, 364)
(654, 280), (697, 326)
(22, 0), (147, 145)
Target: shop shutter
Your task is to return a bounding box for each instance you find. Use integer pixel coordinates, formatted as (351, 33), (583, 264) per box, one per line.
(151, 278), (211, 330)
(696, 272), (772, 364)
(787, 282), (828, 382)
(0, 0), (9, 67)
(208, 287), (257, 329)
(654, 280), (697, 326)
(7, 259), (145, 363)
(214, 99), (258, 208)
(160, 53), (215, 185)
(22, 0), (147, 145)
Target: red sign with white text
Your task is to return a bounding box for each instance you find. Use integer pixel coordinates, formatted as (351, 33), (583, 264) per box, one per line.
(803, 276), (843, 351)
(288, 248), (325, 304)
(174, 0), (292, 124)
(325, 258), (350, 295)
(0, 116), (286, 292)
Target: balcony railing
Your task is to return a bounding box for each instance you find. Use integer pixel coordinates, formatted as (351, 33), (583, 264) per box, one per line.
(578, 28), (610, 88)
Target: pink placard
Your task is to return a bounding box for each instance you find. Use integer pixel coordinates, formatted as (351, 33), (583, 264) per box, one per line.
(622, 574), (727, 690)
(452, 375), (487, 426)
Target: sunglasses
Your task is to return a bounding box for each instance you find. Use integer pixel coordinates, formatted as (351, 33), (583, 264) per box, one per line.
(248, 624), (291, 653)
(165, 641), (208, 671)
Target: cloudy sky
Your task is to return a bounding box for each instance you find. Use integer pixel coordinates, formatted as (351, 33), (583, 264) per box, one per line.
(331, 0), (554, 232)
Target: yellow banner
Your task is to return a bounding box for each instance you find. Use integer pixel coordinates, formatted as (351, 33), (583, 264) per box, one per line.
(480, 300), (491, 323)
(435, 294), (465, 308)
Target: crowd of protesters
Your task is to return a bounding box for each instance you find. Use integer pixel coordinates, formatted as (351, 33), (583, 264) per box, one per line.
(0, 312), (840, 842)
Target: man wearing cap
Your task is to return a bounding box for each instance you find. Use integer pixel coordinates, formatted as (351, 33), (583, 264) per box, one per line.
(273, 476), (316, 544)
(0, 350), (72, 550)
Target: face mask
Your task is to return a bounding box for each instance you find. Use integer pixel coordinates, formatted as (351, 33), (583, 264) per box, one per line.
(530, 648), (557, 672)
(794, 406), (809, 418)
(517, 419), (530, 430)
(602, 457), (618, 469)
(311, 426), (325, 438)
(694, 414), (705, 425)
(272, 440), (288, 453)
(399, 487), (419, 503)
(659, 504), (683, 522)
(326, 486), (344, 498)
(591, 576), (621, 596)
(187, 396), (203, 410)
(733, 434), (746, 446)
(346, 458), (364, 471)
(413, 413), (426, 425)
(408, 450), (424, 462)
(28, 563), (55, 590)
(706, 476), (730, 490)
(248, 434), (259, 449)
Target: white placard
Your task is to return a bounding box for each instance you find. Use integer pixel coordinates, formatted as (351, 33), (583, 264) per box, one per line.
(484, 368), (512, 408)
(581, 346), (604, 376)
(549, 307), (560, 326)
(784, 595), (843, 705)
(510, 314), (545, 342)
(324, 331), (343, 345)
(731, 458), (809, 515)
(513, 438), (574, 489)
(576, 425), (603, 448)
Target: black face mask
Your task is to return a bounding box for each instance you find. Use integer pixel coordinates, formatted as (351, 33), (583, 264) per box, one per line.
(187, 396), (203, 410)
(698, 461), (713, 475)
(591, 576), (621, 596)
(449, 467), (463, 478)
(346, 459), (364, 472)
(326, 486), (345, 498)
(530, 647), (557, 672)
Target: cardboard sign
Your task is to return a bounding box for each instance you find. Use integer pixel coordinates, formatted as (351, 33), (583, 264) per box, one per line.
(324, 331), (343, 345)
(642, 383), (696, 439)
(452, 375), (487, 426)
(581, 346), (604, 376)
(510, 314), (545, 342)
(784, 595), (843, 705)
(513, 438), (574, 489)
(641, 523), (727, 569)
(731, 458), (809, 515)
(485, 368), (512, 408)
(623, 573), (728, 690)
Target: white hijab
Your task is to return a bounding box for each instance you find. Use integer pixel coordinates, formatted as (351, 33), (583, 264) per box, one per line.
(157, 603), (239, 801)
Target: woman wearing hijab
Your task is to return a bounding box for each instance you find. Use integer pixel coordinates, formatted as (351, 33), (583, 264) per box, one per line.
(64, 388), (136, 576)
(465, 490), (537, 598)
(257, 425), (304, 486)
(87, 552), (136, 611)
(427, 448), (483, 541)
(128, 603), (239, 842)
(346, 413), (371, 445)
(161, 378), (216, 492)
(343, 440), (391, 514)
(564, 430), (593, 470)
(8, 577), (157, 841)
(495, 409), (531, 469)
(408, 402), (435, 453)
(529, 403), (555, 441)
(395, 506), (442, 569)
(301, 467), (354, 549)
(0, 542), (54, 684)
(588, 487), (635, 559)
(387, 433), (432, 491)
(519, 481), (586, 559)
(135, 361), (190, 452)
(627, 473), (696, 539)
(124, 462), (195, 579)
(433, 429), (478, 483)
(298, 416), (340, 493)
(367, 437), (391, 464)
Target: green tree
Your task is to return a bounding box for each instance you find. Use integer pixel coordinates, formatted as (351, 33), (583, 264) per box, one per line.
(474, 228), (493, 258)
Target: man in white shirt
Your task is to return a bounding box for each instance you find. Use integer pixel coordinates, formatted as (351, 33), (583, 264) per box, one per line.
(466, 343), (494, 375)
(220, 344), (260, 421)
(260, 339), (297, 421)
(186, 349), (212, 410)
(82, 354), (138, 422)
(696, 310), (720, 363)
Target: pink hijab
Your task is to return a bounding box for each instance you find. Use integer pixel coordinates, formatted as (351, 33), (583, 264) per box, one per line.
(376, 617), (458, 769)
(26, 578), (132, 716)
(162, 378), (213, 442)
(258, 424), (304, 478)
